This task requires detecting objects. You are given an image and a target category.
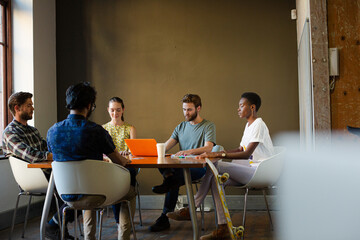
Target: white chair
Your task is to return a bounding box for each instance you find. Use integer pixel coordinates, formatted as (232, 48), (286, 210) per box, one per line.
(52, 160), (136, 240)
(347, 125), (360, 137)
(8, 156), (61, 239)
(106, 167), (142, 226)
(233, 146), (286, 230)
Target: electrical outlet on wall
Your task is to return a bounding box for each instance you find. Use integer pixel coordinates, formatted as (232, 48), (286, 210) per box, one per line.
(329, 48), (339, 76)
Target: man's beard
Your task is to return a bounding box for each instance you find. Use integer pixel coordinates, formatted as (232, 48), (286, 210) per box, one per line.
(186, 111), (198, 122)
(20, 112), (32, 121)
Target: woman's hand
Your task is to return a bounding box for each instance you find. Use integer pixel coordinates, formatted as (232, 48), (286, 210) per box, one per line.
(119, 151), (130, 156)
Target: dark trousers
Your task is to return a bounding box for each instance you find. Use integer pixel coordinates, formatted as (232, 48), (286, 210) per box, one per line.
(112, 167), (137, 223)
(159, 167), (206, 214)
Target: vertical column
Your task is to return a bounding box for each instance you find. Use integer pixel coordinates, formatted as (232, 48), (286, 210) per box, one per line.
(309, 0), (331, 143)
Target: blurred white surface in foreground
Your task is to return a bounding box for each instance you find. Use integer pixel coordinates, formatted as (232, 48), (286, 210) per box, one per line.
(276, 133), (360, 240)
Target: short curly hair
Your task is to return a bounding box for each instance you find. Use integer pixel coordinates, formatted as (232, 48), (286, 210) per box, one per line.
(241, 92), (261, 111)
(182, 94), (202, 108)
(66, 82), (97, 110)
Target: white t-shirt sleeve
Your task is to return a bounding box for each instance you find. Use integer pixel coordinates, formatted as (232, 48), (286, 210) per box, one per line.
(240, 118), (274, 161)
(248, 121), (266, 143)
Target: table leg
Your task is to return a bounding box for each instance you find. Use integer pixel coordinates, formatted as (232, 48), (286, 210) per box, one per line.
(183, 168), (199, 240)
(40, 172), (55, 240)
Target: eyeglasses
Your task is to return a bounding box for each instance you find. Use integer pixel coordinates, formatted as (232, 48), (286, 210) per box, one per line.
(91, 103), (96, 111)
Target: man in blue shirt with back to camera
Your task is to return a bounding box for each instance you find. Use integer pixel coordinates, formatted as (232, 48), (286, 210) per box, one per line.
(149, 94), (216, 232)
(47, 82), (131, 240)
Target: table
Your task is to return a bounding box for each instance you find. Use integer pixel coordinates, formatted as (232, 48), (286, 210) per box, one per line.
(28, 156), (217, 240)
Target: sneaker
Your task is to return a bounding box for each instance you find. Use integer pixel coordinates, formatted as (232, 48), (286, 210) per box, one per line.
(200, 224), (231, 240)
(149, 214), (170, 232)
(152, 176), (181, 194)
(166, 207), (191, 221)
(45, 223), (60, 240)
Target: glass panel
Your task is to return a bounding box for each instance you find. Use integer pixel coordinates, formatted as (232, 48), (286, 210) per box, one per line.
(0, 45), (3, 137)
(0, 5), (3, 43)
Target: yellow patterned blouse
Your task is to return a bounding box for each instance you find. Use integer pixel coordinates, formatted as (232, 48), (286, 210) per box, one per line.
(102, 122), (133, 152)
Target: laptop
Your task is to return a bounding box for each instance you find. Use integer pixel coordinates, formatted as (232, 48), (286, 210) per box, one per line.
(125, 139), (159, 157)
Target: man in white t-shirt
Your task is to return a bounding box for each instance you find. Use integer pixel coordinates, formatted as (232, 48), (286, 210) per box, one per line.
(167, 92), (274, 240)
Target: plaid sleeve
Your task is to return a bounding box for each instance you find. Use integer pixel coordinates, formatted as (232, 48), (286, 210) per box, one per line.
(3, 130), (48, 163)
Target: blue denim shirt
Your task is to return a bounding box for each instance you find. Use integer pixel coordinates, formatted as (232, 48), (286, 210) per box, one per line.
(47, 114), (116, 201)
(47, 114), (115, 161)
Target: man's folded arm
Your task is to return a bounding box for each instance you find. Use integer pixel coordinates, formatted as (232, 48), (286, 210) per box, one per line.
(4, 132), (49, 163)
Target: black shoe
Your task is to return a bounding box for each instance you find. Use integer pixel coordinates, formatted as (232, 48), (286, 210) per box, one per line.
(45, 223), (74, 240)
(149, 214), (170, 232)
(45, 223), (60, 240)
(64, 227), (75, 240)
(152, 176), (181, 194)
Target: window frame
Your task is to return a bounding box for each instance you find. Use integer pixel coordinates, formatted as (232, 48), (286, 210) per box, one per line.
(0, 0), (12, 133)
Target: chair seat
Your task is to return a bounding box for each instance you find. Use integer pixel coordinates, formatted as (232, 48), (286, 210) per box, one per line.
(65, 195), (106, 210)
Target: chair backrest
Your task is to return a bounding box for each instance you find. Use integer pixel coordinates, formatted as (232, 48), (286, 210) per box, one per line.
(8, 156), (49, 193)
(244, 146), (286, 189)
(347, 126), (360, 137)
(52, 160), (131, 207)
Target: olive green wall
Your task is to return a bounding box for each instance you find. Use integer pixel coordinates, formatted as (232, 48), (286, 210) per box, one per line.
(56, 0), (298, 194)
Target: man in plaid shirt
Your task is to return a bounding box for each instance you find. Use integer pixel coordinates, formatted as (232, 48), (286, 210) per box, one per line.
(2, 92), (52, 162)
(2, 92), (76, 240)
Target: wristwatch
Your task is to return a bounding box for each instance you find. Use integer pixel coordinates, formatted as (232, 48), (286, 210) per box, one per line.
(221, 152), (226, 158)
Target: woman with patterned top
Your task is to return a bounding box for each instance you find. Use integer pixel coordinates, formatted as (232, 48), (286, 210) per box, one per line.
(103, 97), (137, 240)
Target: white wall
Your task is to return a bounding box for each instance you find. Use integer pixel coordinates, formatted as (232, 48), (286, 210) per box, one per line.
(0, 0), (56, 214)
(33, 0), (57, 136)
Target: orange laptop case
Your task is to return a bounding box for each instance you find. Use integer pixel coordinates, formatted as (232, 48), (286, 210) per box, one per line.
(125, 139), (158, 156)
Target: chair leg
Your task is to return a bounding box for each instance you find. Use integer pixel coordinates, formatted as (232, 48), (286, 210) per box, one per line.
(62, 206), (70, 240)
(262, 189), (274, 230)
(74, 210), (78, 239)
(125, 200), (137, 240)
(20, 195), (32, 238)
(242, 188), (249, 228)
(98, 209), (104, 240)
(9, 193), (22, 240)
(195, 183), (205, 231)
(210, 188), (218, 228)
(53, 193), (62, 234)
(136, 181), (143, 226)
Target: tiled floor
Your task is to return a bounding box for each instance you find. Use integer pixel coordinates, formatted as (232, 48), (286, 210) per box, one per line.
(0, 209), (276, 240)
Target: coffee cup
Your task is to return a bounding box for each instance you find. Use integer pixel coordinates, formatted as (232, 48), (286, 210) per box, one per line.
(156, 143), (166, 159)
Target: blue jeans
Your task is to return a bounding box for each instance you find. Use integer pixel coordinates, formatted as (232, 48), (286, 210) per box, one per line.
(159, 167), (206, 214)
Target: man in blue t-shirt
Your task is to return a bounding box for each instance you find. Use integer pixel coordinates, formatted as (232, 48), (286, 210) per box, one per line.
(149, 94), (216, 232)
(47, 82), (130, 240)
